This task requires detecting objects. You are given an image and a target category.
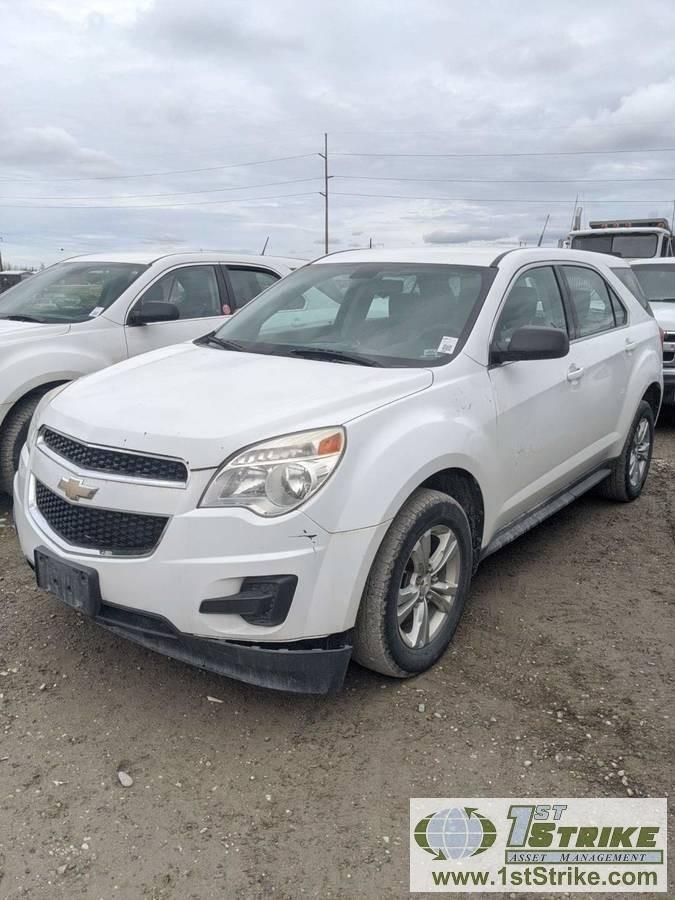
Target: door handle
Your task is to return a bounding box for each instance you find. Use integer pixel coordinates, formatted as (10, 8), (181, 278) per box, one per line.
(566, 364), (584, 383)
(625, 338), (638, 353)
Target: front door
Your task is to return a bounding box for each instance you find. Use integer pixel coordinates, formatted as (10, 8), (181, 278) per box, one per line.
(124, 265), (227, 357)
(488, 265), (582, 531)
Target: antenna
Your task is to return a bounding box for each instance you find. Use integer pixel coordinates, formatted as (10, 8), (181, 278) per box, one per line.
(261, 236), (270, 255)
(537, 213), (550, 247)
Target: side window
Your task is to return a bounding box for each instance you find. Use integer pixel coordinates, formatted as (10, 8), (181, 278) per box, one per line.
(227, 267), (278, 308)
(609, 289), (627, 326)
(137, 266), (221, 321)
(562, 266), (617, 338)
(493, 267), (567, 350)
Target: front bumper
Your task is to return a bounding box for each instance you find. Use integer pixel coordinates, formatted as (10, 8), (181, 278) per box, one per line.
(14, 445), (388, 693)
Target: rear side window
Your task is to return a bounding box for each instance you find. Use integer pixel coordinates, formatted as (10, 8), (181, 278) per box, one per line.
(227, 267), (278, 308)
(610, 267), (651, 311)
(562, 266), (624, 338)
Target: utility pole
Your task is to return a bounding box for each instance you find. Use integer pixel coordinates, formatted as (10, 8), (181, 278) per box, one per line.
(319, 133), (329, 254)
(0, 236), (4, 272)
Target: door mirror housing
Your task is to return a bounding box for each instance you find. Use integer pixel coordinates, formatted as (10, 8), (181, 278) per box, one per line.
(490, 326), (569, 365)
(128, 301), (180, 326)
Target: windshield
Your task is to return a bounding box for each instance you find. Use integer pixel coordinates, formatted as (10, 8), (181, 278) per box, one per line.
(210, 262), (496, 366)
(571, 233), (658, 258)
(632, 265), (675, 303)
(0, 261), (148, 324)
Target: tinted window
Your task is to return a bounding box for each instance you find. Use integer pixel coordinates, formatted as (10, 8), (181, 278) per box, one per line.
(611, 267), (650, 311)
(563, 266), (617, 337)
(493, 267), (567, 351)
(612, 234), (657, 259)
(138, 266), (221, 320)
(0, 261), (146, 324)
(228, 267), (278, 308)
(212, 262), (496, 366)
(570, 235), (612, 254)
(632, 265), (675, 303)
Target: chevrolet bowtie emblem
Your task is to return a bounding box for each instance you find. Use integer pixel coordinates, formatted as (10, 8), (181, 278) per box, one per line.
(57, 477), (99, 503)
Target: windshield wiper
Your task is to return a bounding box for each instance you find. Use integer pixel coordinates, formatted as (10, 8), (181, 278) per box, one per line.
(285, 346), (384, 367)
(195, 333), (245, 351)
(0, 314), (45, 323)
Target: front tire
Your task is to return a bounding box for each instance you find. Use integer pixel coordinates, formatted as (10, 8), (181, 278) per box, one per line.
(597, 400), (655, 502)
(0, 395), (42, 496)
(353, 488), (473, 677)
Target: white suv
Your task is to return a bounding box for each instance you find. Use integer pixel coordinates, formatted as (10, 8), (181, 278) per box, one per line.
(13, 248), (663, 693)
(630, 260), (675, 406)
(0, 251), (300, 494)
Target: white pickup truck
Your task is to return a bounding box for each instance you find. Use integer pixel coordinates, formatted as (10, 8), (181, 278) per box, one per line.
(0, 250), (300, 494)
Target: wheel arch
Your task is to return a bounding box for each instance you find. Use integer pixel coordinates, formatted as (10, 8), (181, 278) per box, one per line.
(419, 468), (485, 568)
(641, 381), (662, 420)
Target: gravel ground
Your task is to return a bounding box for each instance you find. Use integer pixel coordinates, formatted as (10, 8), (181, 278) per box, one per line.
(0, 415), (673, 899)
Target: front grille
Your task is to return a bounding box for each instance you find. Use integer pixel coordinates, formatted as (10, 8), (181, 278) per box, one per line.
(41, 429), (188, 483)
(35, 481), (168, 555)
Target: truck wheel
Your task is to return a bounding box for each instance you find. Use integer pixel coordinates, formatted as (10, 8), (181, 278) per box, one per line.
(0, 395), (42, 496)
(597, 400), (655, 503)
(353, 488), (473, 678)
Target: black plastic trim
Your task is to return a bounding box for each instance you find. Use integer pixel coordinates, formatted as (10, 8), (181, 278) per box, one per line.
(199, 575), (298, 626)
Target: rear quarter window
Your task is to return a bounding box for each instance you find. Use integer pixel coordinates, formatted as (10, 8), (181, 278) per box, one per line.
(610, 267), (652, 313)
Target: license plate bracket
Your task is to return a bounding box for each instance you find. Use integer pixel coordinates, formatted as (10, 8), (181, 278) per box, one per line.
(34, 546), (102, 617)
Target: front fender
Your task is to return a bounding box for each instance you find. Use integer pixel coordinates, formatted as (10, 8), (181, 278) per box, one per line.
(0, 326), (126, 409)
(305, 375), (498, 541)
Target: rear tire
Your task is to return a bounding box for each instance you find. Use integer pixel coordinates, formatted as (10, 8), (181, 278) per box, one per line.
(353, 488), (473, 678)
(0, 394), (42, 496)
(597, 400), (654, 502)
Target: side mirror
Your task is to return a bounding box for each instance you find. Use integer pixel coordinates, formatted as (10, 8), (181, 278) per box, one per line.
(128, 301), (180, 326)
(490, 326), (569, 365)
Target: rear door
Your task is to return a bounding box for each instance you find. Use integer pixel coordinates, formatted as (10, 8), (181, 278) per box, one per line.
(558, 264), (633, 459)
(488, 265), (582, 529)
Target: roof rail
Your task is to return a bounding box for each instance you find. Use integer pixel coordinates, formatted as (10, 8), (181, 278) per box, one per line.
(490, 248), (519, 266)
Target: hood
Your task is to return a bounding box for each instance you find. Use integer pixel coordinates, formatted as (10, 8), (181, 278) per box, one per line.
(43, 343), (433, 468)
(0, 319), (70, 343)
(650, 301), (675, 331)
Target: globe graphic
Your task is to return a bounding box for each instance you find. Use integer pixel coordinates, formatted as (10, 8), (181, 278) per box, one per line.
(418, 807), (496, 860)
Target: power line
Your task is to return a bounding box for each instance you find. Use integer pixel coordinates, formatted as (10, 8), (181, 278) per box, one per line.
(331, 191), (675, 205)
(0, 153), (317, 184)
(333, 147), (675, 159)
(333, 174), (675, 185)
(0, 191), (320, 211)
(0, 177), (322, 202)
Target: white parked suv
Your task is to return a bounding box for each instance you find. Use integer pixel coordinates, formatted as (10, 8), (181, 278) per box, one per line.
(630, 260), (675, 406)
(0, 251), (300, 494)
(13, 248), (662, 693)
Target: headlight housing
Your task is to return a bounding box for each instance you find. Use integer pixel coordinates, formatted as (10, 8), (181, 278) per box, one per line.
(199, 427), (346, 517)
(26, 384), (70, 449)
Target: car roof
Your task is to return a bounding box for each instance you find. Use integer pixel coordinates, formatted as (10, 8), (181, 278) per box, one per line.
(309, 246), (631, 269)
(0, 269), (31, 275)
(569, 227), (670, 235)
(60, 251), (305, 268)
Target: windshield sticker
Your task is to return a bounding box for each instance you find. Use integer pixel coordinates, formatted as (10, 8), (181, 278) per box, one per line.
(437, 336), (458, 354)
(89, 306), (104, 318)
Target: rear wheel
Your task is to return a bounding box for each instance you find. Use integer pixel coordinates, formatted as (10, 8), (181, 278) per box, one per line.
(353, 488), (473, 677)
(597, 400), (655, 502)
(0, 394), (42, 496)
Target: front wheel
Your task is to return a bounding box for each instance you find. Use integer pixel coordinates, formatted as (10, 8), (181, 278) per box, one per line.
(0, 394), (43, 496)
(353, 488), (473, 677)
(597, 400), (655, 502)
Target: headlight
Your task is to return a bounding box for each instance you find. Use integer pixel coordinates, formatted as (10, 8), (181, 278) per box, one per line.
(199, 427), (346, 516)
(27, 384), (70, 449)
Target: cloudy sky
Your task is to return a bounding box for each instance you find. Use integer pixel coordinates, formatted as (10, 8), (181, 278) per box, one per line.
(2, 0), (675, 267)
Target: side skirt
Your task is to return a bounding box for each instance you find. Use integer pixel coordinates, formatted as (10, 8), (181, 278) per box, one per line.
(479, 466), (612, 562)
